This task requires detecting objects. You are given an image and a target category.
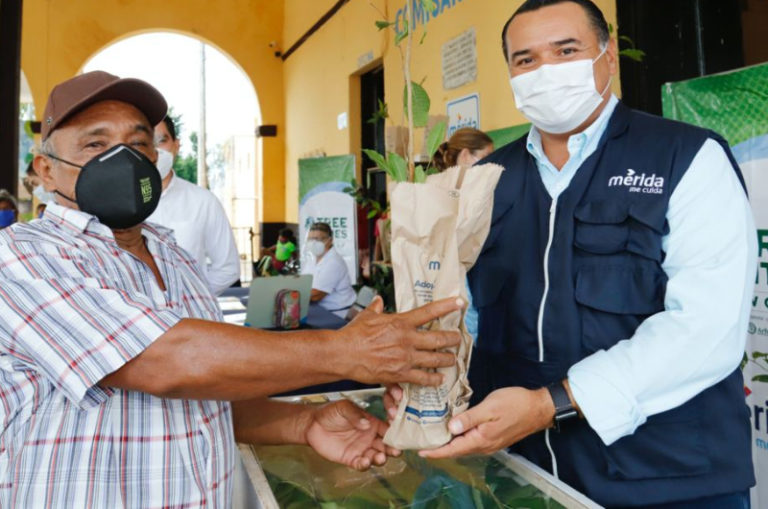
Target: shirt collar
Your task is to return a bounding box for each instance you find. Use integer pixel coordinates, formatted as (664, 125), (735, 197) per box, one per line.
(45, 201), (103, 235)
(526, 94), (619, 163)
(45, 200), (177, 244)
(161, 171), (178, 197)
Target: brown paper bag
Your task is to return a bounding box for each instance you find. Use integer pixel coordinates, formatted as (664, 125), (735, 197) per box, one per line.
(383, 163), (504, 450)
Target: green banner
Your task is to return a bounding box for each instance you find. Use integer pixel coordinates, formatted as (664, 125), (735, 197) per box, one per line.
(486, 123), (530, 150)
(661, 63), (768, 146)
(298, 155), (355, 204)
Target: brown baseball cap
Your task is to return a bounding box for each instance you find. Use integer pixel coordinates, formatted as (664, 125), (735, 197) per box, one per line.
(41, 70), (167, 140)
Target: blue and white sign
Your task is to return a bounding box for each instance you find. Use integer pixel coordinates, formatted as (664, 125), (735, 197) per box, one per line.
(446, 93), (480, 136)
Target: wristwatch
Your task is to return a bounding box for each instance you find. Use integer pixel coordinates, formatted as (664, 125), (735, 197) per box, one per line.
(546, 381), (579, 432)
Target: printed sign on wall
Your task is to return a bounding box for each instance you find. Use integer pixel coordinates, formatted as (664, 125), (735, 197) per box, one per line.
(447, 93), (480, 136)
(441, 28), (478, 90)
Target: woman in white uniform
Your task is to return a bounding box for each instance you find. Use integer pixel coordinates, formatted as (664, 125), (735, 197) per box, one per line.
(301, 222), (356, 318)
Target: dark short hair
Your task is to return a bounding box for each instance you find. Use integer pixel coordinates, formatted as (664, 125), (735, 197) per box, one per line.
(161, 116), (177, 141)
(309, 222), (332, 238)
(501, 0), (610, 61)
(278, 227), (296, 242)
(0, 190), (17, 211)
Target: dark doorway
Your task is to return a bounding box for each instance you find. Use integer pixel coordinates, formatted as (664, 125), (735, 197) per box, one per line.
(617, 0), (746, 116)
(0, 0), (23, 197)
(359, 65), (385, 262)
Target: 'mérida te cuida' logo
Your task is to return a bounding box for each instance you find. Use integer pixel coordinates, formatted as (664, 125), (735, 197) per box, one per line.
(608, 169), (665, 194)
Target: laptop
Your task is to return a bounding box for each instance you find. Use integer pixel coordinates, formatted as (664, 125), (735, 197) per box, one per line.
(345, 285), (377, 321)
(243, 274), (313, 329)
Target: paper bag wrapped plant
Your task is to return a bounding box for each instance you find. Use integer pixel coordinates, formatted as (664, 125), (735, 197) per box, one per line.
(360, 0), (504, 449)
(383, 163), (503, 449)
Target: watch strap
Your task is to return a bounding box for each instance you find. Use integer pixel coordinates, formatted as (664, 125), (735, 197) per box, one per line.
(546, 381), (578, 432)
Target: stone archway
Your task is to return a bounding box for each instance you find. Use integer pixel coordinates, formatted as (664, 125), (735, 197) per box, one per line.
(21, 0), (286, 224)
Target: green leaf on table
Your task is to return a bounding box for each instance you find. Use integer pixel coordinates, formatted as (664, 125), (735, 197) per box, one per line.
(403, 81), (431, 128)
(375, 20), (394, 31)
(420, 30), (427, 45)
(753, 375), (768, 383)
(388, 152), (409, 182)
(752, 351), (768, 359)
(425, 120), (447, 158)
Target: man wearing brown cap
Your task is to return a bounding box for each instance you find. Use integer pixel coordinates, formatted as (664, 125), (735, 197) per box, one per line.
(0, 71), (463, 507)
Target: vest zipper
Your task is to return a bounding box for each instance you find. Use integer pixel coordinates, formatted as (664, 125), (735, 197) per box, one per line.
(536, 197), (557, 362)
(538, 197), (559, 479)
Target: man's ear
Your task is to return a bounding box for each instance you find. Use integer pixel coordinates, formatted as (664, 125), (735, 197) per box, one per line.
(33, 154), (56, 192)
(606, 37), (619, 76)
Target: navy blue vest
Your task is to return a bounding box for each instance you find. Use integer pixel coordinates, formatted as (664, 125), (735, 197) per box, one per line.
(468, 102), (754, 507)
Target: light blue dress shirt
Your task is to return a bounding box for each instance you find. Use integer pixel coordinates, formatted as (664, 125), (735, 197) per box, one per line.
(475, 95), (756, 446)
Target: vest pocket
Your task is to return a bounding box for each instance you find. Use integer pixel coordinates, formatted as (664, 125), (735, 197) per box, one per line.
(574, 265), (665, 352)
(574, 202), (665, 261)
(600, 410), (712, 480)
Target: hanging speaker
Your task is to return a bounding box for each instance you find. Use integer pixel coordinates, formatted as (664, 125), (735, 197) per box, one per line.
(256, 125), (278, 137)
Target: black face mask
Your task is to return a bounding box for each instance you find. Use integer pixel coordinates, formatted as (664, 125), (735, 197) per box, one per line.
(46, 144), (161, 229)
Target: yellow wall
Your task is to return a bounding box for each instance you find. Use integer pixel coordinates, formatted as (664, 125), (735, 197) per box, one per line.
(282, 0), (390, 222)
(282, 0), (619, 222)
(21, 0), (286, 222)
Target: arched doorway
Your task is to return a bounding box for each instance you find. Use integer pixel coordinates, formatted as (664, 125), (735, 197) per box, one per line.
(82, 31), (263, 282)
(17, 70), (37, 218)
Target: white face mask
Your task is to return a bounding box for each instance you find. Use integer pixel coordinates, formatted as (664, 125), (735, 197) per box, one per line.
(33, 185), (56, 203)
(306, 239), (327, 257)
(510, 45), (612, 134)
(155, 148), (175, 179)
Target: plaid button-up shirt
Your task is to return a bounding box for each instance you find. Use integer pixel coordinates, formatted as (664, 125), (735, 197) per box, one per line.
(0, 203), (235, 508)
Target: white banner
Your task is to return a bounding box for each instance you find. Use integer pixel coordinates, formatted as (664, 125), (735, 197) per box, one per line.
(738, 134), (768, 507)
(299, 191), (358, 285)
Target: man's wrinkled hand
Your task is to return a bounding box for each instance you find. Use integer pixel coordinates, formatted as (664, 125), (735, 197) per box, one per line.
(341, 296), (464, 387)
(305, 400), (401, 471)
(419, 387), (555, 459)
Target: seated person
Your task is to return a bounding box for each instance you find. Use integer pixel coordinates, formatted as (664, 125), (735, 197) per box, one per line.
(257, 227), (298, 275)
(301, 222), (356, 318)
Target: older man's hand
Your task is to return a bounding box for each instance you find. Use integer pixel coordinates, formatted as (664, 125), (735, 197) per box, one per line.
(339, 297), (463, 387)
(305, 400), (401, 471)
